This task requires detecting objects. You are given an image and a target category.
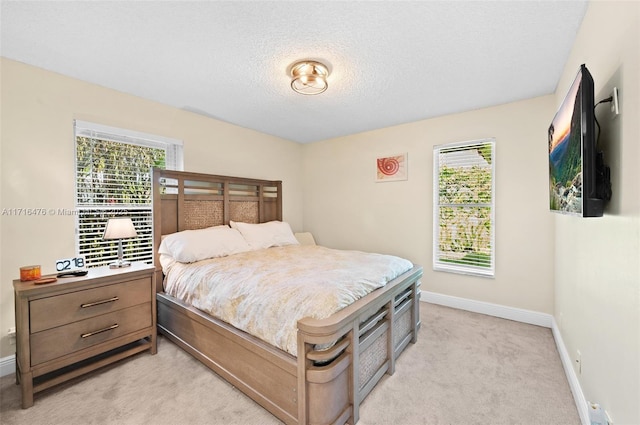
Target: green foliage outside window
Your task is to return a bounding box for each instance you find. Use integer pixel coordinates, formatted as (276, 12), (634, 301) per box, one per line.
(436, 143), (494, 271)
(76, 137), (166, 267)
(76, 137), (165, 205)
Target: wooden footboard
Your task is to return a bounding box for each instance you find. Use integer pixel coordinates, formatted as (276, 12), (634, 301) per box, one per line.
(297, 266), (422, 424)
(157, 265), (422, 425)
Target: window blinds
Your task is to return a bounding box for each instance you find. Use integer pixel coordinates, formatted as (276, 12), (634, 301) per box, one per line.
(433, 139), (495, 277)
(74, 120), (183, 267)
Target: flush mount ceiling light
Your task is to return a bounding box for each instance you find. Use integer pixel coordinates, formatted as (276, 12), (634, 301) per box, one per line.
(290, 60), (329, 95)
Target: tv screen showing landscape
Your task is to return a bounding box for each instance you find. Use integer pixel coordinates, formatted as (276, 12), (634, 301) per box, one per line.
(548, 70), (583, 215)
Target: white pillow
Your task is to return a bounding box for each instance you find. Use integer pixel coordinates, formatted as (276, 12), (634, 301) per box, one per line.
(230, 220), (299, 250)
(158, 225), (251, 263)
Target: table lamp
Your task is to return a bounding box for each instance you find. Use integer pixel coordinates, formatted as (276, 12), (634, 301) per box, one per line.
(103, 217), (138, 268)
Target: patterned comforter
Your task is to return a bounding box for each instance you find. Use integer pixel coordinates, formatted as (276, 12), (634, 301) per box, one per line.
(162, 245), (413, 356)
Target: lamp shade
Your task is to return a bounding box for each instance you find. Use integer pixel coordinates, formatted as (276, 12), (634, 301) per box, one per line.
(103, 218), (138, 240)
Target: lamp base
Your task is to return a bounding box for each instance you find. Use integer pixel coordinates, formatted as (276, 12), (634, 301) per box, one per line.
(109, 260), (132, 269)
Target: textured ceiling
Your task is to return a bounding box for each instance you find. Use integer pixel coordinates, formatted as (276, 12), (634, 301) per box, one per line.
(1, 1), (588, 143)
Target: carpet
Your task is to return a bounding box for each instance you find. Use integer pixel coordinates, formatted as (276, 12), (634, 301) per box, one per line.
(0, 302), (579, 425)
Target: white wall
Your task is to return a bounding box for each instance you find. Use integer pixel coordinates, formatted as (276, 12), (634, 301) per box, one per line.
(302, 95), (556, 314)
(554, 2), (640, 424)
(0, 58), (304, 358)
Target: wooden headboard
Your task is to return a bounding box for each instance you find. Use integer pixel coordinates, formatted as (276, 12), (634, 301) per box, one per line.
(152, 168), (282, 289)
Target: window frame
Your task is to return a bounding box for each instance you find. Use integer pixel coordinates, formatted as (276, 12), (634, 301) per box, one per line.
(433, 138), (495, 277)
(74, 120), (183, 268)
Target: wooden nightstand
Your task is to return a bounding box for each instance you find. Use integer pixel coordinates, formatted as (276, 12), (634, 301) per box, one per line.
(13, 262), (156, 408)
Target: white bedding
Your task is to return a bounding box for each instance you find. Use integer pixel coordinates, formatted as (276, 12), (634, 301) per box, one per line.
(162, 245), (413, 356)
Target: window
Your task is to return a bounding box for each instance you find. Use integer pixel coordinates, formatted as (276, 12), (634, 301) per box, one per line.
(433, 139), (495, 277)
(74, 120), (183, 267)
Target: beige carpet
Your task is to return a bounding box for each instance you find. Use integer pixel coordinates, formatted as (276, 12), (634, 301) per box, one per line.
(0, 302), (580, 425)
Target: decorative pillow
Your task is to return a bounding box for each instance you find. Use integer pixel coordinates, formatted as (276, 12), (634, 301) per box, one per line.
(158, 225), (251, 263)
(294, 232), (316, 246)
(230, 220), (299, 250)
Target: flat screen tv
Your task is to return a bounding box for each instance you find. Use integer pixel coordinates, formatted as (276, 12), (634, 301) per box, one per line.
(548, 64), (611, 217)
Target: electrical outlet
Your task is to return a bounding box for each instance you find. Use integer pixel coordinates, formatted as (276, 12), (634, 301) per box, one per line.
(610, 87), (620, 116)
(575, 350), (582, 374)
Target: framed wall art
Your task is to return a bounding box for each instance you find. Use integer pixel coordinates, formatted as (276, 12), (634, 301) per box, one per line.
(376, 153), (407, 182)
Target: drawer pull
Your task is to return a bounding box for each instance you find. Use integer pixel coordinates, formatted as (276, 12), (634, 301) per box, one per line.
(81, 324), (119, 338)
(80, 296), (119, 308)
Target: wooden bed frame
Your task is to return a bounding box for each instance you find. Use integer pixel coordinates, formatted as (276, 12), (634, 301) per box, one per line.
(152, 168), (423, 425)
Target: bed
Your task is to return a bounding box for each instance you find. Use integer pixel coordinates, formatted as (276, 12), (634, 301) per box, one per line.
(152, 168), (423, 425)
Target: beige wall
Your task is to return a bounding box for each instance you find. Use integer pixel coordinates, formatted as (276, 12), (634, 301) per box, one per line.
(302, 95), (556, 314)
(554, 1), (640, 423)
(2, 3), (638, 421)
(0, 58), (304, 358)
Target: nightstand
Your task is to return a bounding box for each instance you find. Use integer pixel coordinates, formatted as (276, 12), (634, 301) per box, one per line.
(13, 262), (156, 408)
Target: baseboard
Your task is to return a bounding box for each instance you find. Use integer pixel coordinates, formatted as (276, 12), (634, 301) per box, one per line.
(551, 318), (590, 425)
(0, 294), (590, 424)
(421, 291), (553, 327)
(0, 354), (16, 378)
(421, 291), (588, 425)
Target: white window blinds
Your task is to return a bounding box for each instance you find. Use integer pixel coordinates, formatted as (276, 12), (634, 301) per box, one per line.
(433, 139), (495, 277)
(74, 120), (183, 267)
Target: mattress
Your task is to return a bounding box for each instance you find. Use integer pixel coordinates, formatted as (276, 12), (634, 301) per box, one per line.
(161, 245), (413, 356)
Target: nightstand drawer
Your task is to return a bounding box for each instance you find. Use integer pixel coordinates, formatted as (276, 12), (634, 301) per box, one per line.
(30, 303), (152, 366)
(30, 277), (151, 333)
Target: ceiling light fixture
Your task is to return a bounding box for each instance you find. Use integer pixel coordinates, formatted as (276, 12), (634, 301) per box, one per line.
(290, 60), (329, 95)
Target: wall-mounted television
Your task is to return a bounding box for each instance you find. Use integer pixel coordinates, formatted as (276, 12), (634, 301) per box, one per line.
(548, 64), (611, 217)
